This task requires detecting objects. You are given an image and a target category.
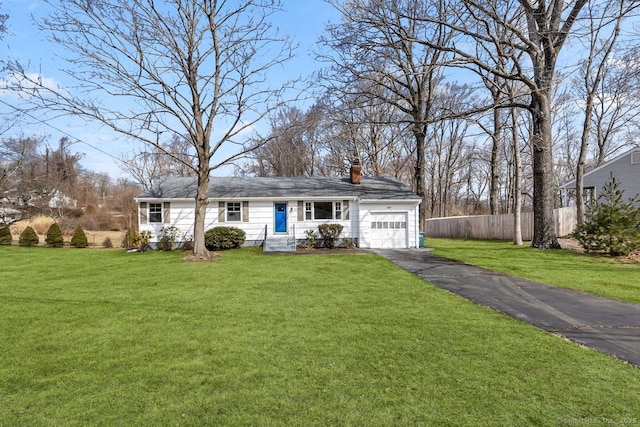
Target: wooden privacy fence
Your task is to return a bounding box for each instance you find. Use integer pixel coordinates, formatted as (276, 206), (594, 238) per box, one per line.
(425, 206), (577, 241)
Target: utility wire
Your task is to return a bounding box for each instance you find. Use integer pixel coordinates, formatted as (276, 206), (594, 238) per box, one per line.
(0, 98), (123, 163)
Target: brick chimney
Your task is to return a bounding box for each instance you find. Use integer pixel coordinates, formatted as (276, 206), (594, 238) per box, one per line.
(350, 157), (362, 184)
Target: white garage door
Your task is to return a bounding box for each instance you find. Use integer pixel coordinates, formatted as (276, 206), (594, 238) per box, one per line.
(370, 212), (408, 248)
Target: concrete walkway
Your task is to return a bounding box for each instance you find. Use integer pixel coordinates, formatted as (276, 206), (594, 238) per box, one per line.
(371, 249), (640, 368)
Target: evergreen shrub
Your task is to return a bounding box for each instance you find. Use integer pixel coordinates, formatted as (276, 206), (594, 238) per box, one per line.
(70, 225), (88, 248)
(45, 223), (65, 247)
(572, 173), (640, 256)
(19, 226), (39, 247)
(0, 226), (12, 245)
(121, 228), (140, 250)
(102, 237), (113, 248)
(204, 226), (246, 251)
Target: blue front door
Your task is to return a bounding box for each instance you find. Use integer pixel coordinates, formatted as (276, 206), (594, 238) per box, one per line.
(275, 203), (287, 233)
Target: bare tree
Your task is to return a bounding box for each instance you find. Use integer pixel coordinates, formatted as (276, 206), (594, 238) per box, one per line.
(111, 178), (141, 232)
(319, 0), (454, 230)
(590, 45), (640, 163)
(10, 0), (295, 258)
(507, 84), (525, 245)
(120, 134), (197, 190)
(321, 85), (412, 179)
(0, 136), (42, 221)
(425, 83), (473, 217)
(415, 0), (640, 248)
(247, 105), (320, 177)
(573, 0), (630, 226)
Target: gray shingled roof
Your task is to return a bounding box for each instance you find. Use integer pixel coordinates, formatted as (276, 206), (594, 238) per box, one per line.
(136, 176), (420, 201)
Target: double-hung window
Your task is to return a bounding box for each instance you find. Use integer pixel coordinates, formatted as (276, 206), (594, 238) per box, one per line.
(149, 203), (162, 223)
(305, 202), (312, 220)
(227, 202), (241, 222)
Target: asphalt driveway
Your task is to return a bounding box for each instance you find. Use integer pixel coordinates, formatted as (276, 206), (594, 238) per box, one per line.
(372, 249), (640, 368)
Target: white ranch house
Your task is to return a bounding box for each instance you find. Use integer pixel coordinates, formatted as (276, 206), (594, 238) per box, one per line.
(135, 167), (421, 250)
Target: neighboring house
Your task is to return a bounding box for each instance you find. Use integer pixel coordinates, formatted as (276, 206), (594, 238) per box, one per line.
(559, 148), (640, 208)
(0, 207), (22, 225)
(135, 164), (421, 249)
(48, 190), (78, 210)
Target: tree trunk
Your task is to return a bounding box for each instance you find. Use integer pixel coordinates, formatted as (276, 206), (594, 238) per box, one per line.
(192, 169), (211, 258)
(576, 118), (589, 226)
(530, 90), (560, 249)
(490, 91), (502, 215)
(414, 126), (427, 232)
(511, 103), (523, 246)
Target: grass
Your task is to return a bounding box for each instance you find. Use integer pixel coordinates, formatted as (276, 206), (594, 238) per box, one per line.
(1, 246), (640, 425)
(428, 238), (640, 304)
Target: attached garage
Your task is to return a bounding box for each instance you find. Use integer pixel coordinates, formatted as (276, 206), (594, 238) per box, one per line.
(369, 212), (408, 248)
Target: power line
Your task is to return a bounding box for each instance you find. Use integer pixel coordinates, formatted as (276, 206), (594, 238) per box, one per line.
(0, 98), (123, 163)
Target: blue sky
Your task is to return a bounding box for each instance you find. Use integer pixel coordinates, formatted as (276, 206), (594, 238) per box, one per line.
(0, 0), (338, 179)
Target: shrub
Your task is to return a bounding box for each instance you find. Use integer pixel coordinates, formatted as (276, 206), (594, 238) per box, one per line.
(304, 229), (318, 249)
(138, 231), (152, 252)
(204, 226), (246, 251)
(572, 173), (640, 256)
(102, 237), (113, 248)
(340, 237), (357, 248)
(70, 225), (88, 248)
(0, 226), (12, 245)
(19, 226), (39, 247)
(45, 223), (65, 247)
(181, 234), (194, 251)
(158, 226), (179, 251)
(318, 223), (344, 249)
(121, 228), (140, 250)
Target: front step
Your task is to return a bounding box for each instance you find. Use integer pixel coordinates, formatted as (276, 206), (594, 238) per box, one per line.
(263, 236), (296, 252)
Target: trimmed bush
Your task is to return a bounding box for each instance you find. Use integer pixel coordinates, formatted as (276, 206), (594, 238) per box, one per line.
(19, 226), (39, 247)
(0, 226), (12, 245)
(45, 223), (65, 247)
(70, 225), (88, 248)
(204, 226), (246, 251)
(121, 228), (140, 250)
(102, 237), (113, 248)
(158, 226), (179, 251)
(318, 223), (344, 249)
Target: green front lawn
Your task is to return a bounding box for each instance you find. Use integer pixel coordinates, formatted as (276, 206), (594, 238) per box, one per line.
(429, 238), (640, 304)
(1, 246), (639, 425)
